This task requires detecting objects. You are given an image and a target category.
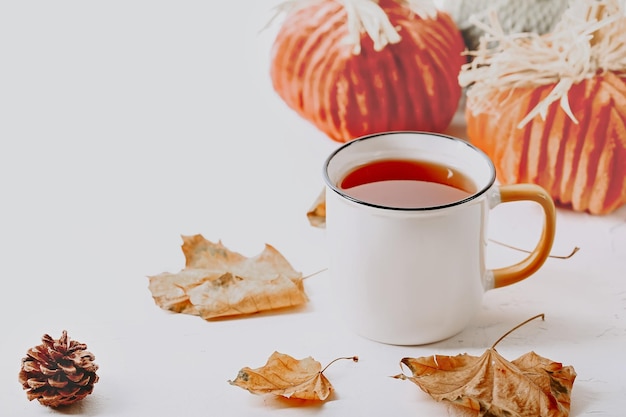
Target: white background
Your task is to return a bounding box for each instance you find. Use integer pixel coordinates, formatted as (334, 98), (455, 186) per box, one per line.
(1, 1), (625, 416)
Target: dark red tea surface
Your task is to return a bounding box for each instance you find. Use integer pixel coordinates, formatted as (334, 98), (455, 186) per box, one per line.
(339, 159), (475, 208)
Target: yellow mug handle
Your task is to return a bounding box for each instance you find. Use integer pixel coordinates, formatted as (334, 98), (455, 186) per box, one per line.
(491, 184), (556, 289)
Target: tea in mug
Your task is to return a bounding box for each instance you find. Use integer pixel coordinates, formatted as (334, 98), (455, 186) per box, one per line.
(339, 159), (476, 208)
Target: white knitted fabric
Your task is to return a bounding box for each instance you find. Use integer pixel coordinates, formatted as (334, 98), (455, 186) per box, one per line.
(442, 0), (570, 49)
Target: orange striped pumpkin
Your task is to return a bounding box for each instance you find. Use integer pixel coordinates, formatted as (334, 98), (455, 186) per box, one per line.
(270, 0), (466, 143)
(466, 71), (626, 215)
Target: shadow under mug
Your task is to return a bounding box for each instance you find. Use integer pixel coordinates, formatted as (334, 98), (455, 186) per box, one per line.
(323, 131), (556, 345)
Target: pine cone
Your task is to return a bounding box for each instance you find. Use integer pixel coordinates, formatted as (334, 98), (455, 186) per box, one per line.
(19, 330), (99, 407)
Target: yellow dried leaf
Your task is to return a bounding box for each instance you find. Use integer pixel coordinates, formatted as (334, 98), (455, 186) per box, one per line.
(148, 235), (307, 319)
(393, 315), (577, 417)
(395, 350), (576, 417)
(229, 352), (358, 401)
(307, 189), (326, 228)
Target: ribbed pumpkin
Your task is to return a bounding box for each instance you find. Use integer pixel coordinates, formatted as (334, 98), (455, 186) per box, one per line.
(270, 0), (466, 143)
(461, 0), (626, 215)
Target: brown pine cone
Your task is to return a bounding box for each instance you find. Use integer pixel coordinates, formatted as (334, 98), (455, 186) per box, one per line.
(19, 330), (99, 407)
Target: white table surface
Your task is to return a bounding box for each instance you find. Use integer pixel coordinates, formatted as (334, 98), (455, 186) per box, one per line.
(2, 2), (625, 416)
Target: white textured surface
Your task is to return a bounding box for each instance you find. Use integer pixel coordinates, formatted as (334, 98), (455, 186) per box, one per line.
(1, 1), (625, 416)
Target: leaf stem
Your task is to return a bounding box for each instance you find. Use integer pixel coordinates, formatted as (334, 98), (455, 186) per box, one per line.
(491, 313), (545, 350)
(321, 356), (359, 373)
(489, 239), (580, 259)
(303, 268), (328, 280)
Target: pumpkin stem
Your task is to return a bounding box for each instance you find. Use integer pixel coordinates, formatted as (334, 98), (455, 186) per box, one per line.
(342, 0), (439, 54)
(588, 3), (607, 46)
(341, 0), (401, 54)
(460, 0), (626, 128)
(269, 0), (438, 55)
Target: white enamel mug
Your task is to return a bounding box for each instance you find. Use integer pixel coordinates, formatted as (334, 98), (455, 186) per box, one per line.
(323, 131), (556, 345)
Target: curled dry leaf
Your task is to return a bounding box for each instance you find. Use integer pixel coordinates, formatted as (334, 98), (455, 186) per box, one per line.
(393, 315), (577, 417)
(229, 351), (358, 401)
(307, 189), (326, 228)
(148, 235), (307, 319)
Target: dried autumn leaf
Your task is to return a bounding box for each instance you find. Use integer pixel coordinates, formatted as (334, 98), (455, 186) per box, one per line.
(148, 235), (307, 319)
(229, 352), (358, 401)
(393, 315), (577, 417)
(307, 189), (326, 228)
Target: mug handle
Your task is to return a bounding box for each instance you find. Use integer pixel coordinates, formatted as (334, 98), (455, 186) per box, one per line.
(491, 184), (556, 289)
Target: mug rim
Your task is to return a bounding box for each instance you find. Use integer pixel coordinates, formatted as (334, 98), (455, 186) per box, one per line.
(323, 131), (497, 212)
